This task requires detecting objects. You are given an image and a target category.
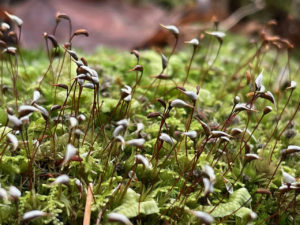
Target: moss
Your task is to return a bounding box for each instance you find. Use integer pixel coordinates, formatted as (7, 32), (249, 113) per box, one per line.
(0, 24), (299, 225)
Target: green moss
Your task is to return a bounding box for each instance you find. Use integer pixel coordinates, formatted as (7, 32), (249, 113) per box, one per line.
(0, 29), (299, 225)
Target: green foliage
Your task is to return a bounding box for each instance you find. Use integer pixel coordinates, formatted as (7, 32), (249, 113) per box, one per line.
(113, 188), (159, 218)
(203, 188), (252, 218)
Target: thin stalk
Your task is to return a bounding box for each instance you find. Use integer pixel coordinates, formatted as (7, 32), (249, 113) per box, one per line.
(0, 142), (9, 162)
(230, 43), (264, 81)
(183, 46), (197, 86)
(207, 41), (222, 71)
(269, 97), (300, 162)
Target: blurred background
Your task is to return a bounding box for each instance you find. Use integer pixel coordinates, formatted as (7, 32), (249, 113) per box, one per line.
(0, 0), (300, 51)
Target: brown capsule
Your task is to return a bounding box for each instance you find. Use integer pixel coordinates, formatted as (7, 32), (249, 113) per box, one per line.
(279, 185), (290, 193)
(76, 67), (86, 74)
(174, 131), (182, 138)
(6, 107), (14, 115)
(22, 210), (48, 222)
(233, 103), (257, 113)
(129, 65), (143, 72)
(64, 42), (71, 49)
(234, 96), (240, 105)
(286, 81), (296, 90)
(107, 212), (133, 225)
(69, 155), (83, 162)
(135, 154), (152, 169)
(73, 29), (89, 37)
(82, 83), (95, 89)
(6, 133), (18, 151)
(198, 120), (211, 137)
(130, 49), (139, 61)
(47, 34), (58, 48)
(18, 105), (38, 117)
(160, 24), (179, 37)
(176, 86), (186, 92)
(50, 105), (61, 112)
(74, 129), (84, 139)
(121, 91), (130, 100)
(256, 188), (271, 195)
(184, 38), (200, 47)
(66, 49), (78, 61)
(4, 47), (17, 55)
(230, 128), (242, 136)
(77, 114), (86, 123)
(255, 71), (263, 91)
(205, 31), (225, 44)
(52, 83), (68, 90)
(244, 143), (251, 154)
(153, 74), (170, 80)
(190, 210), (214, 225)
(147, 112), (161, 118)
(246, 71), (251, 85)
(244, 153), (259, 163)
(33, 103), (49, 120)
(211, 130), (230, 138)
(0, 22), (10, 31)
(263, 106), (272, 115)
(161, 53), (168, 70)
(7, 114), (22, 128)
(260, 91), (275, 105)
(56, 12), (70, 22)
(157, 98), (166, 109)
(81, 57), (88, 66)
(281, 145), (300, 156)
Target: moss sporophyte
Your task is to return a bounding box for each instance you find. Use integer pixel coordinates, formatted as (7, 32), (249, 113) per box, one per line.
(0, 11), (299, 225)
